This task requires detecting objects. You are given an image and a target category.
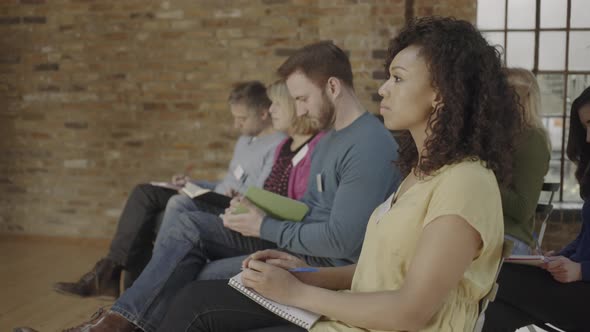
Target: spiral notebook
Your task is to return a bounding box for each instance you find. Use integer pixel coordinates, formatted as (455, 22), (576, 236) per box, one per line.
(228, 272), (321, 329)
(505, 255), (548, 266)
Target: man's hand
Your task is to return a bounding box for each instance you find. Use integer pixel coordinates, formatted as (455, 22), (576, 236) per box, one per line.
(225, 188), (240, 198)
(220, 197), (265, 238)
(171, 174), (190, 187)
(543, 256), (582, 283)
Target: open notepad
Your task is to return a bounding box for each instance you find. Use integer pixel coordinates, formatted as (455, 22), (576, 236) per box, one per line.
(505, 255), (549, 266)
(149, 181), (182, 191)
(228, 272), (321, 329)
(181, 182), (231, 209)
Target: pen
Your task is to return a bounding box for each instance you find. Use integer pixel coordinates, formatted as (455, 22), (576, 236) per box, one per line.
(288, 267), (319, 273)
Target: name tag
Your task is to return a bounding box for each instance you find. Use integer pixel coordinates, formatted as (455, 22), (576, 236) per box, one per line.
(375, 193), (395, 223)
(291, 144), (309, 167)
(316, 173), (323, 193)
(233, 164), (245, 181)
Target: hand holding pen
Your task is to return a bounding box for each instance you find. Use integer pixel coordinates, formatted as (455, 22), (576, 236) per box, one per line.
(542, 255), (582, 283)
(171, 164), (196, 187)
(241, 259), (309, 306)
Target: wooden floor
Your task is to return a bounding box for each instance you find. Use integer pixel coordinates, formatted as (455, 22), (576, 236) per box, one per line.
(0, 235), (114, 332)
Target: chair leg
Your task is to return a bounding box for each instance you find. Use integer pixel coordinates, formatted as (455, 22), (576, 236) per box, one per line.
(526, 323), (567, 332)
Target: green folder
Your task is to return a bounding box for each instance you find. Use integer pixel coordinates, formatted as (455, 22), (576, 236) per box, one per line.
(233, 187), (309, 221)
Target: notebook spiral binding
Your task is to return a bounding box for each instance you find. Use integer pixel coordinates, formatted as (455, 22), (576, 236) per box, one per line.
(228, 278), (310, 329)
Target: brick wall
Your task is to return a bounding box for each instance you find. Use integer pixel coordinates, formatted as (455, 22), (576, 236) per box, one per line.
(2, 0), (476, 238)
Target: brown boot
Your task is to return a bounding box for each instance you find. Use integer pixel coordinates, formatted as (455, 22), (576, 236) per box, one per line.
(62, 308), (137, 332)
(53, 258), (121, 299)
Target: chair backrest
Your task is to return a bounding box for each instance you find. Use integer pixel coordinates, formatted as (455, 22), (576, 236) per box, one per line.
(534, 182), (560, 249)
(472, 240), (514, 332)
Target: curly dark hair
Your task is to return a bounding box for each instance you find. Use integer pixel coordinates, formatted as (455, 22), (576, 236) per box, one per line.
(385, 16), (522, 185)
(566, 86), (590, 199)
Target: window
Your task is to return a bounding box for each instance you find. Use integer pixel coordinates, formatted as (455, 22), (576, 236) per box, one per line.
(477, 0), (590, 203)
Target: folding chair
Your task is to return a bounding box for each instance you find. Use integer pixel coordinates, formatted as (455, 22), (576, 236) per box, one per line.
(527, 322), (567, 332)
(533, 182), (560, 250)
(526, 183), (566, 332)
(473, 240), (514, 332)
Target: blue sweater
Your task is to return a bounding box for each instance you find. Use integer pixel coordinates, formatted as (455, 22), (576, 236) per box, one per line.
(260, 112), (401, 266)
(559, 199), (590, 282)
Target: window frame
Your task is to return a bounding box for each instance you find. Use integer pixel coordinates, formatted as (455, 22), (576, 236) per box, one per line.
(478, 0), (590, 202)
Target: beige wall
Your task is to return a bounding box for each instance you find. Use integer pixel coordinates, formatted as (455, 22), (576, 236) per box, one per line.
(0, 0), (476, 238)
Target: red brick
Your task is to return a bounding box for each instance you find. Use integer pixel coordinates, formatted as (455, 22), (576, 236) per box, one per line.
(0, 0), (492, 239)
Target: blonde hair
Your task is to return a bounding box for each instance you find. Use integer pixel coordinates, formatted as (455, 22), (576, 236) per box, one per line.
(267, 80), (318, 135)
(505, 68), (544, 129)
(505, 67), (551, 148)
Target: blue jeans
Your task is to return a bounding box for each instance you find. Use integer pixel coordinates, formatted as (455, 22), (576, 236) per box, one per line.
(505, 234), (532, 255)
(110, 194), (277, 332)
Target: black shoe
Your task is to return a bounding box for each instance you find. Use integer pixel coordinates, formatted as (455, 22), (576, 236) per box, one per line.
(53, 258), (121, 299)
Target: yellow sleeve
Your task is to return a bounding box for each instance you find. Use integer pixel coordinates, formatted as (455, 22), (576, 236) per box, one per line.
(423, 162), (504, 254)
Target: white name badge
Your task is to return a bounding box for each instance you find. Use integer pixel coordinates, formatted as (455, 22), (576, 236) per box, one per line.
(316, 173), (323, 193)
(375, 193), (395, 223)
(233, 164), (245, 181)
(291, 144), (309, 167)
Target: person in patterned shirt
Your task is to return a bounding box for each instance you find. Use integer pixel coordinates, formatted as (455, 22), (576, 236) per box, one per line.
(263, 79), (326, 200)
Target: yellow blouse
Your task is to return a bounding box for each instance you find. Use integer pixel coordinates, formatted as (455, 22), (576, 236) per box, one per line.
(310, 160), (504, 332)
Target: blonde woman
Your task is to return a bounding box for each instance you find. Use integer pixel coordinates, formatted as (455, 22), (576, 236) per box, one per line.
(502, 68), (551, 254)
(265, 80), (326, 200)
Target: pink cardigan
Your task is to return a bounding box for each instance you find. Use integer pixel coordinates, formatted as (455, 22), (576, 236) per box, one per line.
(273, 131), (327, 200)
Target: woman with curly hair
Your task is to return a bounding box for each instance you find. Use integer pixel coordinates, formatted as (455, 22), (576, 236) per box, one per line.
(483, 87), (590, 332)
(154, 16), (521, 332)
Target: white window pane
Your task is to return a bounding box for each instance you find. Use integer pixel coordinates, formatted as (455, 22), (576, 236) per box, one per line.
(563, 159), (583, 202)
(482, 31), (506, 59)
(477, 0), (506, 29)
(568, 32), (590, 71)
(506, 32), (535, 69)
(543, 161), (562, 201)
(541, 0), (567, 28)
(543, 116), (564, 156)
(539, 32), (566, 70)
(508, 0), (536, 29)
(571, 0), (590, 28)
(538, 74), (565, 116)
(544, 160), (560, 182)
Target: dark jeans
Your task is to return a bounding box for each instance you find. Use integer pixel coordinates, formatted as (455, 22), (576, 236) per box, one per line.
(107, 182), (217, 289)
(107, 183), (177, 275)
(157, 280), (305, 332)
(482, 263), (590, 332)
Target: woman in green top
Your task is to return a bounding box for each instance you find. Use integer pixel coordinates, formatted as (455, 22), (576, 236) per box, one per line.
(503, 68), (551, 254)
